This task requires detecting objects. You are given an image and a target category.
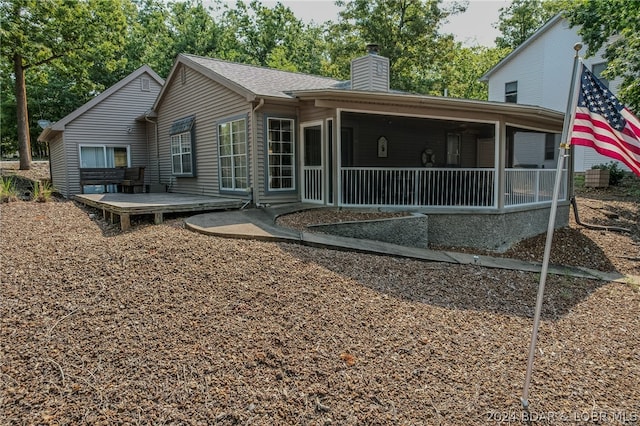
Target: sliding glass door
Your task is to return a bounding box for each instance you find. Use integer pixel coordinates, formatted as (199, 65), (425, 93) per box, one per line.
(79, 145), (129, 193)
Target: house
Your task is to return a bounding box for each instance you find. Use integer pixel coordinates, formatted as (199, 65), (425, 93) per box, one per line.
(38, 65), (164, 197)
(147, 49), (566, 251)
(37, 48), (570, 250)
(479, 14), (627, 173)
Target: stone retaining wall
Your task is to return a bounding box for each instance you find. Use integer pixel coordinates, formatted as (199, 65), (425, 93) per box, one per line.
(308, 214), (429, 248)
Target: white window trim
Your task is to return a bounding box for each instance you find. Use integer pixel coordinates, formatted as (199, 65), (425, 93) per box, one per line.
(79, 144), (131, 168)
(170, 132), (193, 176)
(218, 117), (248, 192)
(266, 117), (296, 192)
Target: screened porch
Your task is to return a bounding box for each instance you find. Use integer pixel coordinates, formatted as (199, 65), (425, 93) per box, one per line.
(301, 111), (567, 209)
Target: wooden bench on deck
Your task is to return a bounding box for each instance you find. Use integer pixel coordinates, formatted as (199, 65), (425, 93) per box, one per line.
(79, 167), (145, 194)
(120, 167), (145, 193)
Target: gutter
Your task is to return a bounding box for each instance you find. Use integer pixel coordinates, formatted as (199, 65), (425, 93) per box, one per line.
(143, 110), (160, 184)
(251, 98), (265, 206)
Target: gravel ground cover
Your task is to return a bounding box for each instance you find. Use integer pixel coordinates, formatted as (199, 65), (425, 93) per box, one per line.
(1, 163), (639, 424)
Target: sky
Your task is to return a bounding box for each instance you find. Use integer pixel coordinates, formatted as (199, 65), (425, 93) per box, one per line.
(256, 0), (513, 47)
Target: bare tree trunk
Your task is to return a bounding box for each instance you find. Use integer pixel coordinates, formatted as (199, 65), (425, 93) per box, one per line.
(14, 53), (32, 170)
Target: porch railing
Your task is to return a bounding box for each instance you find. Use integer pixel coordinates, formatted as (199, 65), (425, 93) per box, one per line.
(303, 166), (323, 202)
(339, 167), (566, 208)
(504, 168), (567, 206)
(340, 167), (495, 207)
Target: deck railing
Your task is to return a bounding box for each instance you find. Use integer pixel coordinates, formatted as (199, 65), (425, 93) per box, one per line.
(339, 167), (566, 208)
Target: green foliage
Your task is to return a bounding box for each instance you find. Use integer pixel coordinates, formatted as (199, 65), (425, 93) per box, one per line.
(31, 179), (54, 202)
(217, 0), (325, 74)
(621, 174), (640, 199)
(591, 161), (626, 186)
(564, 0), (640, 113)
(325, 0), (467, 94)
(438, 45), (511, 99)
(1, 0), (131, 168)
(494, 0), (561, 49)
(0, 0), (523, 153)
(0, 176), (19, 202)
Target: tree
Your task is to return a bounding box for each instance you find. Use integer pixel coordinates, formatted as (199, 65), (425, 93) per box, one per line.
(217, 0), (326, 74)
(439, 45), (511, 99)
(494, 0), (561, 49)
(0, 0), (129, 169)
(564, 0), (640, 113)
(325, 0), (466, 94)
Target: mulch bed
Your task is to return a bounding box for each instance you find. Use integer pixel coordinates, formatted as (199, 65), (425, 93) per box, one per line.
(1, 199), (638, 425)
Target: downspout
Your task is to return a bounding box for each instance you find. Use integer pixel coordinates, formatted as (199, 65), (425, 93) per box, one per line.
(143, 111), (160, 184)
(251, 98), (265, 206)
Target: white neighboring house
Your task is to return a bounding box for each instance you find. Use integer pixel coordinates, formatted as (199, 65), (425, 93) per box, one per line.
(480, 14), (627, 173)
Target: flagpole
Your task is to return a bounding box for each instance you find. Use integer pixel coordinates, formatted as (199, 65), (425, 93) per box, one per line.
(521, 43), (583, 409)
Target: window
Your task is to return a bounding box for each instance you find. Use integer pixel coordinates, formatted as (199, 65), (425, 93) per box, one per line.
(505, 81), (518, 103)
(544, 134), (556, 161)
(218, 118), (248, 191)
(141, 77), (150, 91)
(592, 62), (609, 88)
(80, 145), (129, 168)
(171, 133), (193, 175)
(170, 116), (195, 176)
(267, 118), (295, 191)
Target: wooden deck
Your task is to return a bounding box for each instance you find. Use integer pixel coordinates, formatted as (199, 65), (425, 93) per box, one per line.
(74, 193), (246, 231)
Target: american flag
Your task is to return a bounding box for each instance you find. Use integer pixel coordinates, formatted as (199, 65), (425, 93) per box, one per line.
(570, 64), (640, 177)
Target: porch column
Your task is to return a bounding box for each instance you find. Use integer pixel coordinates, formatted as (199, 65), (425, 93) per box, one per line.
(496, 119), (507, 210)
(336, 109), (342, 207)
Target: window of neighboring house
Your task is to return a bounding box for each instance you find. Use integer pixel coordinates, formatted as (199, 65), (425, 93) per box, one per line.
(544, 134), (556, 161)
(170, 116), (195, 176)
(218, 117), (248, 191)
(267, 117), (295, 191)
(505, 81), (518, 103)
(592, 62), (609, 88)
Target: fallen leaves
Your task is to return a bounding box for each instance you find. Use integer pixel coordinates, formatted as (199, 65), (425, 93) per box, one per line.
(340, 352), (357, 367)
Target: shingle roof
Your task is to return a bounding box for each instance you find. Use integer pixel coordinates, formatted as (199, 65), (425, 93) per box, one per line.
(182, 54), (345, 99)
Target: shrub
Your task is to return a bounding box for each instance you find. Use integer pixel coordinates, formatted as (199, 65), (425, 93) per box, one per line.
(591, 161), (626, 186)
(32, 179), (54, 202)
(0, 176), (19, 202)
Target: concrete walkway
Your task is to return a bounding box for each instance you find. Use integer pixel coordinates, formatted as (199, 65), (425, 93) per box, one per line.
(185, 205), (637, 284)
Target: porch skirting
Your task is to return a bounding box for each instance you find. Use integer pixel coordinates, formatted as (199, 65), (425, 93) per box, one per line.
(426, 204), (570, 252)
(307, 214), (429, 248)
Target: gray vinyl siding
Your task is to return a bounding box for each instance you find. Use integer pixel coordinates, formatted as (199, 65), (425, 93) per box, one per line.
(144, 120), (160, 185)
(257, 103), (300, 204)
(156, 64), (252, 197)
(61, 72), (162, 194)
(299, 101), (333, 123)
(49, 135), (69, 197)
(351, 55), (390, 92)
